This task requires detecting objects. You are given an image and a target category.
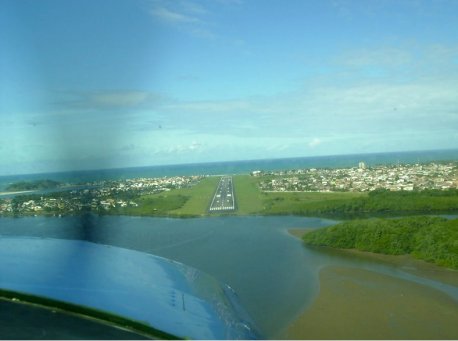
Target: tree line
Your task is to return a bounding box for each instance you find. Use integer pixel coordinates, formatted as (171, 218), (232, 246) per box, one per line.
(303, 216), (458, 269)
(289, 189), (458, 218)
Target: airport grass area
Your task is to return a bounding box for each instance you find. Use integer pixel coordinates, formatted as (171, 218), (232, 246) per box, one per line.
(232, 175), (266, 215)
(170, 176), (220, 216)
(111, 175), (458, 219)
(112, 176), (220, 217)
(111, 194), (189, 216)
(260, 190), (366, 217)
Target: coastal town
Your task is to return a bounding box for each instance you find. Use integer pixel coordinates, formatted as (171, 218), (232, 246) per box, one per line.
(0, 175), (203, 216)
(255, 161), (458, 192)
(1, 161), (458, 216)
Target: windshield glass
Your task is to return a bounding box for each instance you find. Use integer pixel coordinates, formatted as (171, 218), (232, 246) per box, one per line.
(1, 0), (458, 339)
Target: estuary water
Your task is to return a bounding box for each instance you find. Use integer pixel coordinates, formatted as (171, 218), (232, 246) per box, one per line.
(1, 214), (457, 338)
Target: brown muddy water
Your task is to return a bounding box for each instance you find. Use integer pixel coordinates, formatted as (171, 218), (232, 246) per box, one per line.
(287, 229), (458, 339)
(285, 266), (458, 339)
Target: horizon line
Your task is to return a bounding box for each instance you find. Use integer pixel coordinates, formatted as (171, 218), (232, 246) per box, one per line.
(1, 147), (458, 178)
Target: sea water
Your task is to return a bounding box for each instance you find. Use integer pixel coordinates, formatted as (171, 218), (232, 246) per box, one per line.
(1, 148), (458, 191)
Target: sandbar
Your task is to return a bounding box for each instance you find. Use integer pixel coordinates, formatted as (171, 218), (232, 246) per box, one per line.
(0, 190), (34, 196)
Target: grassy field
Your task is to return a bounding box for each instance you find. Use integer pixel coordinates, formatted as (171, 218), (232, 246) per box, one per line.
(110, 175), (458, 218)
(261, 190), (366, 215)
(111, 194), (189, 216)
(232, 175), (266, 215)
(130, 175), (368, 217)
(232, 174), (366, 216)
(169, 176), (220, 216)
(110, 176), (219, 217)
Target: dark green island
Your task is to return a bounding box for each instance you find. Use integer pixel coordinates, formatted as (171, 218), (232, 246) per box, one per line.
(303, 216), (458, 269)
(5, 179), (63, 192)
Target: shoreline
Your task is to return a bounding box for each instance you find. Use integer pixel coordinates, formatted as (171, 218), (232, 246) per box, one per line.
(288, 228), (458, 286)
(0, 190), (34, 196)
(285, 229), (458, 339)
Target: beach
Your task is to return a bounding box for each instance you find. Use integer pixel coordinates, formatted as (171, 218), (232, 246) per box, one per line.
(0, 190), (33, 197)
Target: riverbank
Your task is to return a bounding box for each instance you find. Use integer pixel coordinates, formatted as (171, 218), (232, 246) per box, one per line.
(289, 228), (458, 286)
(301, 216), (458, 269)
(286, 229), (458, 339)
(284, 265), (458, 339)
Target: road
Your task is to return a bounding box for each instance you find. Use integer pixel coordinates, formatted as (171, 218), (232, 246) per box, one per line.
(209, 176), (236, 212)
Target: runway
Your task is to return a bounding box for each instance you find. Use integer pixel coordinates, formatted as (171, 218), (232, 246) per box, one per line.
(209, 176), (236, 212)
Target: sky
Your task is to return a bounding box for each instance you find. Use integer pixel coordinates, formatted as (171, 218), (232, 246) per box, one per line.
(1, 0), (458, 175)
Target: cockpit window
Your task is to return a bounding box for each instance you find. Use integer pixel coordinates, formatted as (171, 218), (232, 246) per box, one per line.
(1, 1), (458, 339)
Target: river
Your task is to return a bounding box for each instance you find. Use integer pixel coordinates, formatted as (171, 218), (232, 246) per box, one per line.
(0, 215), (457, 338)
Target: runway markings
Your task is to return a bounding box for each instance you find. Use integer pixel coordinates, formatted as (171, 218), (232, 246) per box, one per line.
(209, 176), (236, 212)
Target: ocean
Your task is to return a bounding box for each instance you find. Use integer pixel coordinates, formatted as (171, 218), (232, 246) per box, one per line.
(1, 148), (458, 191)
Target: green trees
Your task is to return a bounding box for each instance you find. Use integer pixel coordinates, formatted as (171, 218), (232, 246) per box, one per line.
(299, 189), (458, 218)
(303, 216), (458, 269)
(412, 219), (458, 268)
(6, 180), (62, 191)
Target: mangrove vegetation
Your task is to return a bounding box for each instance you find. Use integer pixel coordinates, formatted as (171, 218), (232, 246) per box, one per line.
(302, 216), (458, 269)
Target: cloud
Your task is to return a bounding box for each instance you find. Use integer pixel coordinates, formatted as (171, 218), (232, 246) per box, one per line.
(189, 140), (202, 150)
(164, 141), (202, 154)
(45, 41), (458, 147)
(151, 6), (200, 24)
(148, 0), (246, 39)
(164, 99), (251, 113)
(423, 44), (458, 65)
(213, 0), (243, 5)
(52, 90), (166, 111)
(330, 44), (458, 82)
(180, 1), (208, 15)
(176, 74), (201, 82)
(10, 41), (456, 174)
(338, 47), (412, 68)
(149, 1), (215, 38)
(308, 138), (322, 148)
(329, 0), (440, 20)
